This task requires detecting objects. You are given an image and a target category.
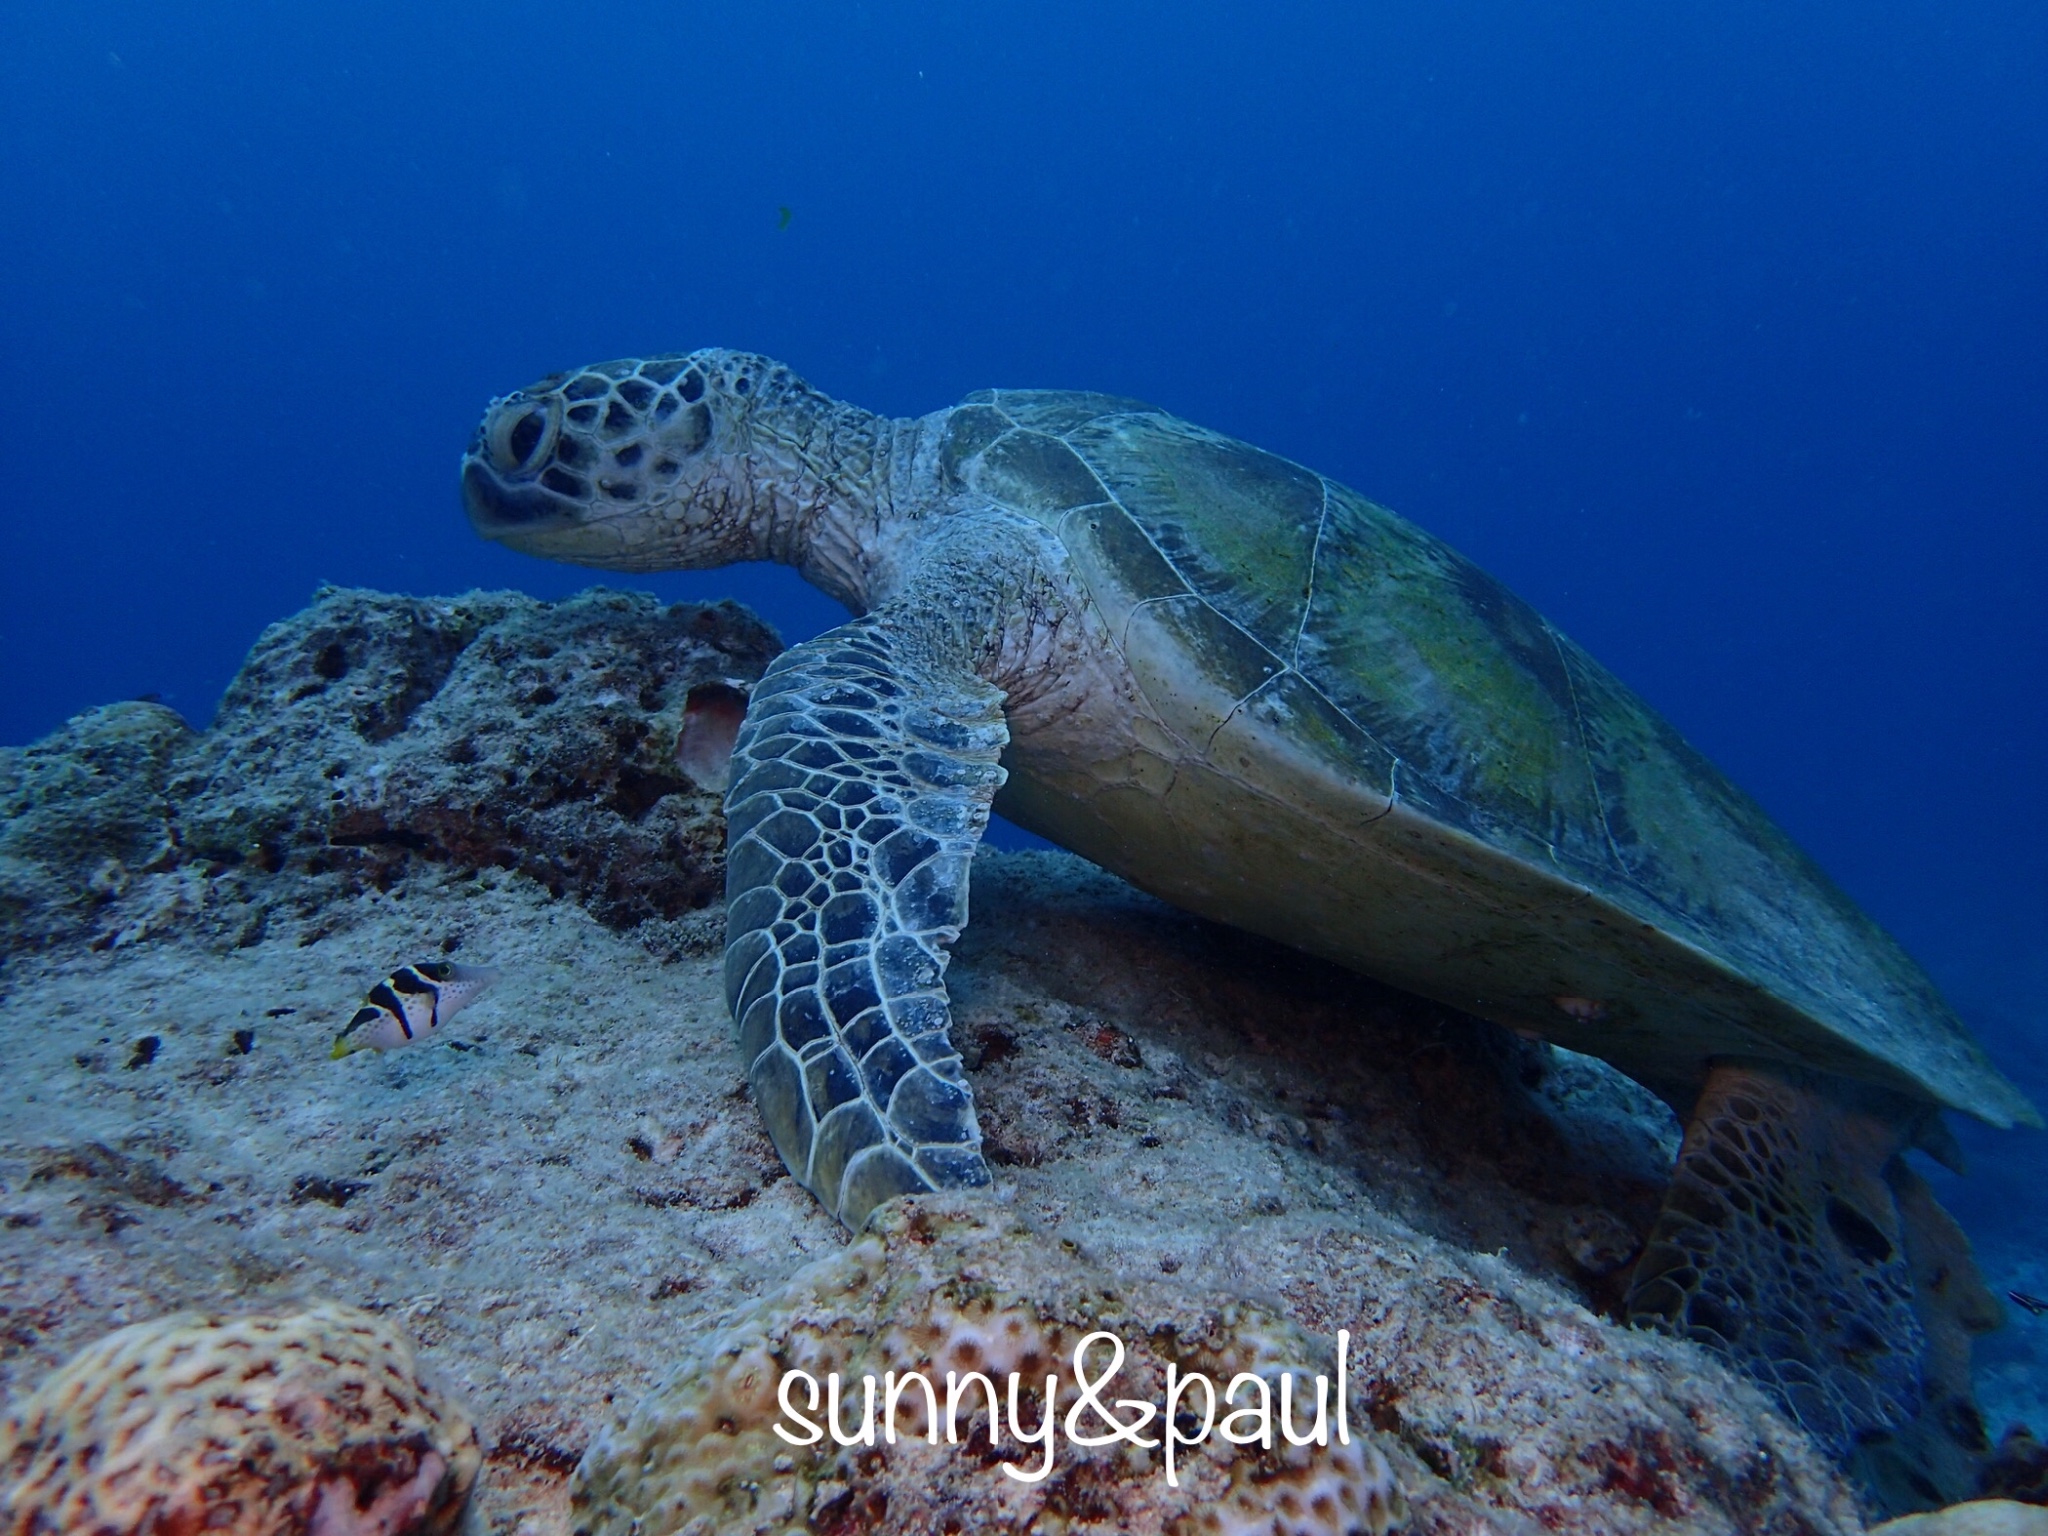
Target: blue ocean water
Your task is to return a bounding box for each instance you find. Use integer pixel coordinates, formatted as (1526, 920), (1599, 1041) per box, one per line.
(3, 1), (2042, 1254)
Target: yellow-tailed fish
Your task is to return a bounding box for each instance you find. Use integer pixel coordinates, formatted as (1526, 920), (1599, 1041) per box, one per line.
(332, 962), (499, 1058)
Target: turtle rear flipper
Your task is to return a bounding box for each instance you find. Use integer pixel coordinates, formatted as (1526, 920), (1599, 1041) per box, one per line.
(722, 607), (1008, 1229)
(1850, 1157), (2005, 1512)
(1626, 1063), (1929, 1452)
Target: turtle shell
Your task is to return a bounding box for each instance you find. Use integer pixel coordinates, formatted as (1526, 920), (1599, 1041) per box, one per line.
(942, 389), (2035, 1129)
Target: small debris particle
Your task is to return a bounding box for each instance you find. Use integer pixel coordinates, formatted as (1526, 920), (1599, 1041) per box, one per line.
(489, 1426), (586, 1475)
(1566, 1209), (1640, 1278)
(231, 1028), (256, 1055)
(1082, 1022), (1144, 1068)
(264, 1006), (297, 1018)
(126, 1036), (160, 1069)
(984, 1133), (1045, 1168)
(626, 1136), (655, 1161)
(634, 1180), (757, 1212)
(291, 1173), (372, 1208)
(968, 1023), (1018, 1067)
(84, 1203), (141, 1235)
(29, 1143), (191, 1206)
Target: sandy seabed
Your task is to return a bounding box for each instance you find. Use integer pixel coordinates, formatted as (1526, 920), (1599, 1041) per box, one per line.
(0, 844), (1865, 1535)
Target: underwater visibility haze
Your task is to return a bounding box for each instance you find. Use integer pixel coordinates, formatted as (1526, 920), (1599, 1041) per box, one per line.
(2, 0), (2046, 1521)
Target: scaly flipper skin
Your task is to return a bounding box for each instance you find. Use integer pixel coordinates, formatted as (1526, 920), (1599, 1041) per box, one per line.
(1626, 1063), (1927, 1456)
(721, 607), (1009, 1228)
(1850, 1159), (2005, 1508)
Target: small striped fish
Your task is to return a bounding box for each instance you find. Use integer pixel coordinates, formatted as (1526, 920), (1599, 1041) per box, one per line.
(332, 962), (500, 1058)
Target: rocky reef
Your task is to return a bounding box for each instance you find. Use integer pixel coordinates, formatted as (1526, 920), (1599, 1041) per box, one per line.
(0, 585), (778, 960)
(0, 585), (2019, 1534)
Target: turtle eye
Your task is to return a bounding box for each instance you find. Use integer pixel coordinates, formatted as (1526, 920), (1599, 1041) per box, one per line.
(508, 410), (546, 466)
(491, 401), (558, 475)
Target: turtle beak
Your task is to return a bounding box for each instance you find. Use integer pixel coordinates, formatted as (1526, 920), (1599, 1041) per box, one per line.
(461, 453), (643, 568)
(462, 393), (590, 544)
(461, 456), (581, 540)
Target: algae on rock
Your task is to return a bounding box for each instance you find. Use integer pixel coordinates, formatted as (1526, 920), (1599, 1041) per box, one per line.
(0, 585), (779, 962)
(171, 584), (779, 933)
(575, 1198), (1407, 1536)
(0, 700), (194, 952)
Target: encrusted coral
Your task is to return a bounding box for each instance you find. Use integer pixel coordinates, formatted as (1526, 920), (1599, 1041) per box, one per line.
(1872, 1501), (2048, 1536)
(0, 699), (192, 953)
(0, 1302), (480, 1536)
(573, 1197), (1406, 1536)
(1978, 1428), (2048, 1504)
(173, 585), (778, 931)
(0, 586), (778, 960)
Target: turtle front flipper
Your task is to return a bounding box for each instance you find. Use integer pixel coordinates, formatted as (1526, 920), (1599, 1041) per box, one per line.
(1625, 1063), (1950, 1458)
(722, 611), (1009, 1228)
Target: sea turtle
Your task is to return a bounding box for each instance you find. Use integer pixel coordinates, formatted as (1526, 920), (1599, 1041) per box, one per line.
(461, 349), (2035, 1468)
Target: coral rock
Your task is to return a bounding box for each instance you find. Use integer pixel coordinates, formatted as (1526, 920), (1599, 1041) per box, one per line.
(1, 1302), (480, 1536)
(0, 586), (778, 961)
(172, 585), (779, 933)
(1872, 1500), (2048, 1536)
(573, 1196), (1406, 1536)
(1978, 1429), (2048, 1505)
(0, 700), (193, 953)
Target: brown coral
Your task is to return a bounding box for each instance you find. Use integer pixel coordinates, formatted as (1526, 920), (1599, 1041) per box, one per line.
(173, 585), (780, 932)
(0, 699), (193, 955)
(0, 586), (781, 960)
(1872, 1501), (2048, 1536)
(572, 1196), (1406, 1536)
(1, 1302), (480, 1536)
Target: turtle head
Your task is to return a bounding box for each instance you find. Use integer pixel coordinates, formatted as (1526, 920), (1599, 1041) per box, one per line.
(462, 349), (780, 572)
